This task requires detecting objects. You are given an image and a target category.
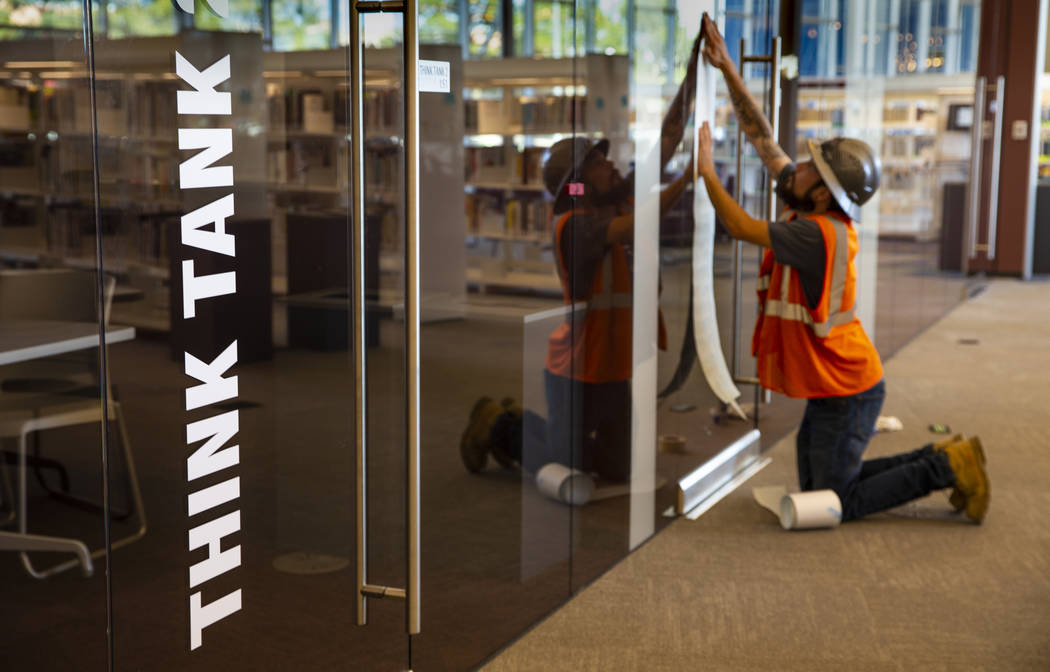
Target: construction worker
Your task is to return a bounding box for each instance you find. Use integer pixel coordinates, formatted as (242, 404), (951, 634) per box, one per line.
(696, 13), (989, 522)
(461, 29), (706, 487)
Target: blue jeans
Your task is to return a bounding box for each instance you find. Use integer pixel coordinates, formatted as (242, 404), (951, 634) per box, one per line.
(797, 379), (956, 521)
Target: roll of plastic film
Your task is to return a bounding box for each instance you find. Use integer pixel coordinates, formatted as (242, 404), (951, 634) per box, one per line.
(778, 490), (842, 530)
(536, 463), (594, 505)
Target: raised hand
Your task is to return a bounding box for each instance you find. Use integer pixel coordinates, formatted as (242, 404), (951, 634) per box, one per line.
(700, 12), (732, 71)
(697, 122), (716, 179)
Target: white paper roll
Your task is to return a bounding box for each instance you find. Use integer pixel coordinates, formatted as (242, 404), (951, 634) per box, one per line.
(753, 486), (843, 530)
(778, 490), (842, 530)
(536, 463), (594, 506)
(692, 14), (745, 420)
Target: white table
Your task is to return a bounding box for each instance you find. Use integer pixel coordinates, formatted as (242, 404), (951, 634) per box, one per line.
(0, 320), (136, 577)
(0, 320), (135, 366)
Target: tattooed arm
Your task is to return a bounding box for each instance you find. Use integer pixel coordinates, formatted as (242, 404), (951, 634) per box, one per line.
(700, 13), (791, 177)
(659, 31), (703, 168)
(696, 121), (771, 248)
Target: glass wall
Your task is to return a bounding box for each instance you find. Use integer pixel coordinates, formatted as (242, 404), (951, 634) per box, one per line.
(1, 1), (985, 670)
(797, 0), (982, 357)
(0, 5), (109, 670)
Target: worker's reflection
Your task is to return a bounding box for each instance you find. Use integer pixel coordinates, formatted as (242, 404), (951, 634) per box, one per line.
(461, 29), (705, 497)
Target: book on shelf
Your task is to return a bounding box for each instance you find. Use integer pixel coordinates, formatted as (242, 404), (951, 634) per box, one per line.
(465, 145), (548, 186)
(0, 85), (30, 130)
(364, 88), (400, 133)
(464, 95), (585, 135)
(466, 190), (552, 239)
(466, 145), (510, 183)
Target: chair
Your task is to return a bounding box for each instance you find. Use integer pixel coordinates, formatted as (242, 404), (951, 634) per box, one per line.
(0, 268), (146, 578)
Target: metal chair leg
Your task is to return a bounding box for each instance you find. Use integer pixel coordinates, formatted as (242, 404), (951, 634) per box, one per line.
(0, 454), (14, 527)
(0, 530), (92, 576)
(17, 402), (147, 579)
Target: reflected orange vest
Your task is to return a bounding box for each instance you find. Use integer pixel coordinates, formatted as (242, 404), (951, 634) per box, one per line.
(751, 210), (883, 398)
(546, 208), (634, 383)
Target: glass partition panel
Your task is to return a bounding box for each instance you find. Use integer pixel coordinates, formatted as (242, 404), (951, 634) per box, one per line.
(0, 6), (109, 668)
(797, 1), (981, 358)
(87, 3), (411, 670)
(411, 6), (578, 667)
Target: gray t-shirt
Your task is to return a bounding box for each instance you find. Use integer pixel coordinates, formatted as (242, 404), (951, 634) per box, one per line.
(555, 210), (614, 300)
(768, 215), (826, 310)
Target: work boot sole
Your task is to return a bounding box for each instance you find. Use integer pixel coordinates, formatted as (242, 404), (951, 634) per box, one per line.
(963, 437), (990, 523)
(942, 436), (989, 523)
(942, 434), (982, 511)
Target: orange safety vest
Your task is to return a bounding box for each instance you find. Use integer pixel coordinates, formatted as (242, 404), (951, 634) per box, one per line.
(751, 210), (883, 399)
(545, 207), (644, 383)
(546, 204), (667, 382)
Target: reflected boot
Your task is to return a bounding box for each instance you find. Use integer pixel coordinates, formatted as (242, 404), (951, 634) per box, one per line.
(459, 397), (504, 473)
(940, 436), (990, 523)
(489, 398), (523, 470)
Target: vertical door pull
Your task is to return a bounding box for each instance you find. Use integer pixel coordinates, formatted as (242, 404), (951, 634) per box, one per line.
(730, 36), (780, 416)
(965, 77), (986, 264)
(985, 75), (1005, 261)
(351, 0), (422, 637)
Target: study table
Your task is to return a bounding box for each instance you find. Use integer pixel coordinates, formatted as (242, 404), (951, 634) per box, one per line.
(0, 320), (136, 577)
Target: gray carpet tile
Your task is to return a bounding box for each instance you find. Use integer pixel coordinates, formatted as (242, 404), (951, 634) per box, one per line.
(482, 279), (1050, 672)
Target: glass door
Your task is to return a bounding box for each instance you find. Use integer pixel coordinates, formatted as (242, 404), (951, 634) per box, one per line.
(409, 4), (578, 668)
(62, 1), (412, 670)
(0, 4), (110, 668)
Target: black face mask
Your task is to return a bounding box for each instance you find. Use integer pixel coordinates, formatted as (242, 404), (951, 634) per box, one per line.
(589, 174), (633, 208)
(775, 164), (822, 213)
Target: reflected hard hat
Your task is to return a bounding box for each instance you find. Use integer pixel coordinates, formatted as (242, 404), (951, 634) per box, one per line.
(542, 136), (610, 213)
(807, 137), (880, 222)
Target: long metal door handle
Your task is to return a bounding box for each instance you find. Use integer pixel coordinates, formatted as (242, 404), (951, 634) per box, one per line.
(350, 0), (368, 629)
(758, 36), (781, 426)
(403, 0), (422, 637)
(985, 75), (1005, 261)
(730, 37), (780, 401)
(766, 37), (781, 223)
(351, 0), (421, 637)
(730, 39), (746, 381)
(965, 76), (986, 263)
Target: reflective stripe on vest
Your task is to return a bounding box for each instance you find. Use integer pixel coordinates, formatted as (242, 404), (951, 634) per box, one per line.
(589, 255), (633, 311)
(760, 216), (855, 338)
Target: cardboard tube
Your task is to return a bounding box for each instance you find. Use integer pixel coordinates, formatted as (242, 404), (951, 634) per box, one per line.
(778, 490), (842, 530)
(536, 463), (594, 506)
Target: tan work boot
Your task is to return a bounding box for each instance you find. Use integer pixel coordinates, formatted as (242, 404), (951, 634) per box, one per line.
(941, 437), (990, 523)
(936, 435), (986, 511)
(489, 397), (523, 470)
(931, 434), (967, 510)
(944, 436), (982, 508)
(460, 397), (504, 473)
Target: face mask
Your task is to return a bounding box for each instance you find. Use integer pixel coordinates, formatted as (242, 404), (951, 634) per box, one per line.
(775, 164), (822, 212)
(589, 173), (632, 207)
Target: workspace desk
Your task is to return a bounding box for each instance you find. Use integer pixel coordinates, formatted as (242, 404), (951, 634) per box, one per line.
(0, 320), (137, 577)
(0, 320), (135, 366)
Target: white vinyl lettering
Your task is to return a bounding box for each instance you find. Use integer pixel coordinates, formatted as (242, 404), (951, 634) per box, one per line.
(178, 128), (233, 189)
(175, 52), (232, 116)
(184, 341), (238, 411)
(182, 261), (236, 319)
(188, 510), (241, 588)
(188, 476), (240, 517)
(189, 589), (241, 651)
(182, 194), (236, 256)
(186, 410), (239, 481)
(176, 14), (242, 650)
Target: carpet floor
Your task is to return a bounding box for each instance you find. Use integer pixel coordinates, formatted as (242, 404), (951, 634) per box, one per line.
(482, 278), (1050, 672)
